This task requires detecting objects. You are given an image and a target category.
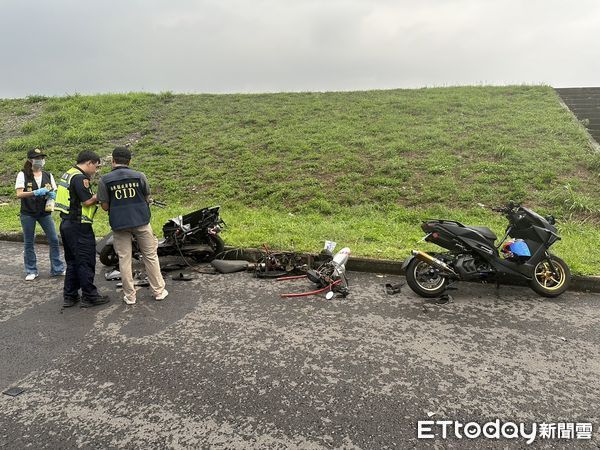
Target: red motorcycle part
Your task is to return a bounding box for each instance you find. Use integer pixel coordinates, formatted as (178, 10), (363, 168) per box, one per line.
(280, 279), (342, 298)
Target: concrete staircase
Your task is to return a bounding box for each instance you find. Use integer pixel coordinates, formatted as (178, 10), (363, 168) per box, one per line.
(555, 87), (600, 144)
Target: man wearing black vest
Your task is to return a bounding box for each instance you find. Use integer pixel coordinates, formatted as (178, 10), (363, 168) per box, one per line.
(97, 146), (168, 305)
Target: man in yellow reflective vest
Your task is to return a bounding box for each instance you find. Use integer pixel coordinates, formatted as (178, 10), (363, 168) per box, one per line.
(55, 150), (110, 308)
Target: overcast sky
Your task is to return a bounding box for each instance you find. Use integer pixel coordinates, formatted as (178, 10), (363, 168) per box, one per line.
(1, 0), (599, 98)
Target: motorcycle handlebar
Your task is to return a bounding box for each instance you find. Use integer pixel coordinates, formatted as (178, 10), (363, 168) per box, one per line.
(491, 201), (520, 214)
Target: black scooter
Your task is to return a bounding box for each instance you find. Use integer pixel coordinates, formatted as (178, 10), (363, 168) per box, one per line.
(97, 204), (225, 267)
(402, 202), (571, 298)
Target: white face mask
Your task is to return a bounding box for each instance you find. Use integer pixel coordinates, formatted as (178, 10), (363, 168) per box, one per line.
(31, 158), (45, 169)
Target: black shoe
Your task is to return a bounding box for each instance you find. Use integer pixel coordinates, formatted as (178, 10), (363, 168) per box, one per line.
(80, 294), (110, 308)
(62, 296), (81, 308)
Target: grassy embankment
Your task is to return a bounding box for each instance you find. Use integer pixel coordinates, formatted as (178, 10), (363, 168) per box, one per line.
(1, 86), (599, 274)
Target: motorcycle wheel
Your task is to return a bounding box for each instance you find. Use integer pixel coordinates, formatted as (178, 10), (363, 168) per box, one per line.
(405, 258), (449, 298)
(191, 235), (225, 263)
(99, 244), (119, 266)
(529, 255), (571, 297)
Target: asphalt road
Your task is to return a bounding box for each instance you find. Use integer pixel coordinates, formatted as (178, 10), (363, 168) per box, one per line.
(0, 240), (599, 449)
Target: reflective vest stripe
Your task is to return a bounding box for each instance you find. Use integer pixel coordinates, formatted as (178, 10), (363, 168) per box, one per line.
(54, 202), (70, 213)
(81, 205), (97, 224)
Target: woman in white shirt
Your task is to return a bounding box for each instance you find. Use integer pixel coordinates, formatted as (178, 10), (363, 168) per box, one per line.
(15, 148), (65, 281)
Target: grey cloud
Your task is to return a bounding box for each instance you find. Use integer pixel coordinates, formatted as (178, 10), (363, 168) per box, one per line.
(0, 0), (599, 97)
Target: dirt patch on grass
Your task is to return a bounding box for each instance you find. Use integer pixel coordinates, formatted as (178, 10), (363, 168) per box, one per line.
(108, 131), (143, 147)
(0, 102), (43, 141)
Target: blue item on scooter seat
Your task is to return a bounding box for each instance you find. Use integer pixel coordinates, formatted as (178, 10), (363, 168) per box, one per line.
(504, 239), (531, 257)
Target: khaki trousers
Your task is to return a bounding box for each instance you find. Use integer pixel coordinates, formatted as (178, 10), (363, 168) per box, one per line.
(112, 223), (165, 299)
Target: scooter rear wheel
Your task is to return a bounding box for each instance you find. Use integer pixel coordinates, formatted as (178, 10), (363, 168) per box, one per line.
(405, 258), (449, 298)
(190, 235), (225, 262)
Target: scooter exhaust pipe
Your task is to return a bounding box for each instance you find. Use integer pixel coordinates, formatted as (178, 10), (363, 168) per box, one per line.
(411, 250), (457, 276)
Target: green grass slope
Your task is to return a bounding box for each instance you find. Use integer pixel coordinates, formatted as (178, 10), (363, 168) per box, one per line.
(1, 86), (599, 274)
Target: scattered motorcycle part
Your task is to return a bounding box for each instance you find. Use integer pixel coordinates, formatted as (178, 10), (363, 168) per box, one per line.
(280, 247), (351, 298)
(254, 244), (307, 278)
(104, 269), (121, 281)
(384, 282), (404, 295)
(172, 272), (194, 281)
(116, 279), (149, 287)
(211, 260), (249, 274)
(160, 263), (188, 272)
(280, 279), (343, 298)
(3, 387), (25, 397)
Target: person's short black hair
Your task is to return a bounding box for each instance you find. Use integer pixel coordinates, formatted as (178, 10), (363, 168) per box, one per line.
(112, 146), (132, 165)
(77, 150), (101, 164)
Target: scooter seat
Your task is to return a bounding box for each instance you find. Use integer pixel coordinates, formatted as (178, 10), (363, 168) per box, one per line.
(467, 226), (497, 242)
(211, 259), (249, 274)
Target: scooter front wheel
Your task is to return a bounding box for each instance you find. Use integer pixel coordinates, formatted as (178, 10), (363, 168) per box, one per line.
(529, 255), (571, 297)
(405, 258), (449, 298)
(99, 244), (119, 266)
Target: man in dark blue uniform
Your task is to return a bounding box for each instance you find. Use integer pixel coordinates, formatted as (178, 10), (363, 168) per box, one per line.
(97, 146), (167, 305)
(55, 150), (110, 308)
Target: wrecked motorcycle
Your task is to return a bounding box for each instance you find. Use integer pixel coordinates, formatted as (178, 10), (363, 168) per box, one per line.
(402, 202), (571, 298)
(97, 205), (225, 266)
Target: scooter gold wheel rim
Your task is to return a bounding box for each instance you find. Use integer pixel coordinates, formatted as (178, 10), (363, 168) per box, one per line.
(534, 260), (566, 291)
(414, 261), (446, 291)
